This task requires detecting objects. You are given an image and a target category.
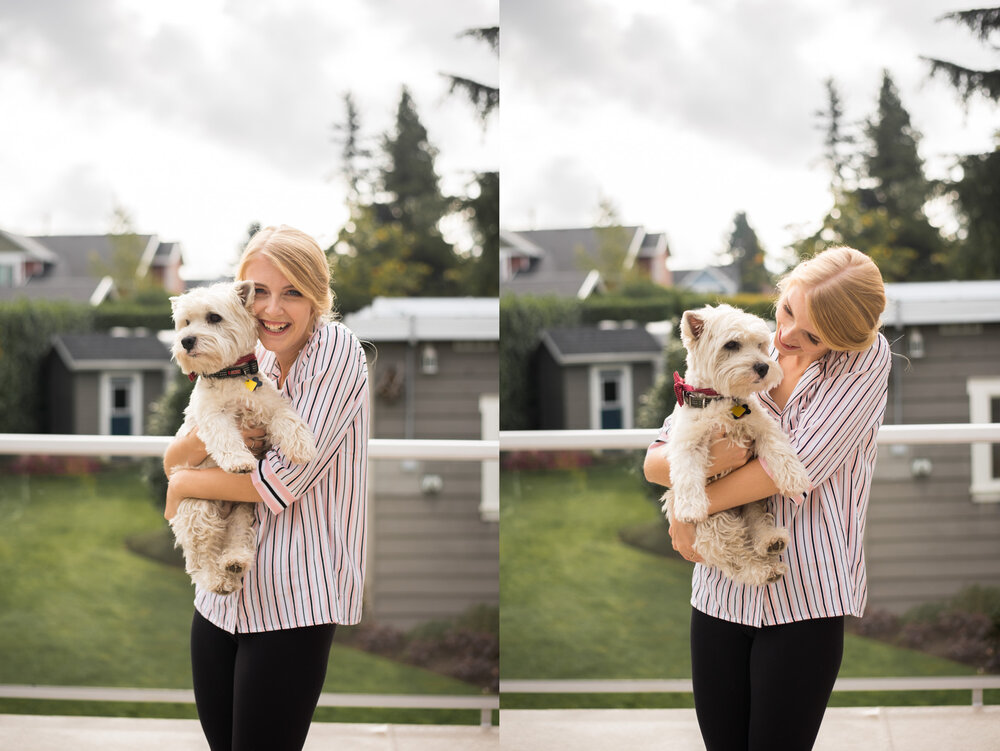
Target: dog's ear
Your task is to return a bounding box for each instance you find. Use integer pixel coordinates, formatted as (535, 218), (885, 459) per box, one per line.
(680, 310), (706, 345)
(234, 280), (255, 310)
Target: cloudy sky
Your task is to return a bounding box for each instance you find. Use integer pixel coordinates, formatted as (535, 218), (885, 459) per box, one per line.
(502, 0), (998, 272)
(0, 0), (498, 278)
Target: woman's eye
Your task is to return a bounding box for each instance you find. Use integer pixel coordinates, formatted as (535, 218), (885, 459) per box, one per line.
(286, 289), (302, 297)
(807, 335), (820, 345)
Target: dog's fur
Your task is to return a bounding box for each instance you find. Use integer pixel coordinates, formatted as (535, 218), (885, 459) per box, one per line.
(660, 304), (810, 585)
(168, 280), (316, 594)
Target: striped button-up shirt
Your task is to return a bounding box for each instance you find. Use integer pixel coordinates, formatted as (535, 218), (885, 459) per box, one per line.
(195, 321), (370, 633)
(649, 333), (891, 627)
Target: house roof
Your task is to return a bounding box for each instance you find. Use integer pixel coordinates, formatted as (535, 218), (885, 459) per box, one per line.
(540, 325), (663, 365)
(0, 228), (59, 263)
(672, 265), (740, 295)
(883, 281), (1000, 326)
(503, 226), (660, 298)
(343, 297), (498, 342)
(51, 333), (172, 371)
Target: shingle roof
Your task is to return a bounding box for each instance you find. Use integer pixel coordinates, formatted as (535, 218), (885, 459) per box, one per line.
(52, 333), (171, 370)
(541, 325), (662, 364)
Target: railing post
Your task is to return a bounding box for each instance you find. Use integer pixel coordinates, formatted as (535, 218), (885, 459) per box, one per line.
(973, 687), (983, 707)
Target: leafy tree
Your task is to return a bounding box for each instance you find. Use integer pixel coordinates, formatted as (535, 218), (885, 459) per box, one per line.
(924, 8), (1000, 104)
(720, 212), (772, 293)
(91, 206), (159, 300)
(573, 199), (638, 293)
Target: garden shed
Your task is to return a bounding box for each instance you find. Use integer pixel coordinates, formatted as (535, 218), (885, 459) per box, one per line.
(46, 332), (173, 436)
(534, 324), (663, 431)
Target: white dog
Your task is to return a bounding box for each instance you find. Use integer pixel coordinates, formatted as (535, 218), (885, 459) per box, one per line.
(660, 304), (810, 586)
(167, 280), (316, 594)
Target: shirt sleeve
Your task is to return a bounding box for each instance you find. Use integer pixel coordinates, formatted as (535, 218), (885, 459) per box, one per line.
(252, 325), (370, 514)
(785, 333), (891, 492)
(646, 414), (673, 452)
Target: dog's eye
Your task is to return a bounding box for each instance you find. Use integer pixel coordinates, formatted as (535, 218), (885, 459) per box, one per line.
(207, 313), (223, 324)
(723, 340), (741, 351)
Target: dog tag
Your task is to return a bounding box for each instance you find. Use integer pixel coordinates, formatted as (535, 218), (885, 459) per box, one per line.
(730, 403), (751, 419)
(245, 377), (262, 392)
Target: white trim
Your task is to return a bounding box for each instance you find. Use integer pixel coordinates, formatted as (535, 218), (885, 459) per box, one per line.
(968, 377), (1000, 503)
(90, 275), (115, 305)
(98, 372), (143, 436)
(588, 364), (633, 430)
(479, 394), (499, 523)
(577, 269), (602, 299)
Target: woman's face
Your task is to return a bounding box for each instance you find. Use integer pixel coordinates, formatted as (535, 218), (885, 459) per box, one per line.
(243, 256), (314, 365)
(774, 285), (830, 362)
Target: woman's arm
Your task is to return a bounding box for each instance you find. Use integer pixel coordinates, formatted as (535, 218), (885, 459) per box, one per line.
(165, 467), (264, 520)
(163, 429), (208, 477)
(643, 433), (753, 489)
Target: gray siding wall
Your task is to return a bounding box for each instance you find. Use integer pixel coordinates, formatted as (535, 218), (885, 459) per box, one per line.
(366, 340), (499, 629)
(866, 322), (1000, 613)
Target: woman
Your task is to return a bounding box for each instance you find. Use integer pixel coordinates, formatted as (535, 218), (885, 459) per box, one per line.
(644, 246), (890, 751)
(163, 225), (369, 751)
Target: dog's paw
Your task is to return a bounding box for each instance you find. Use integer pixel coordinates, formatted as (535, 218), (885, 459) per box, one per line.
(754, 527), (790, 556)
(216, 450), (256, 474)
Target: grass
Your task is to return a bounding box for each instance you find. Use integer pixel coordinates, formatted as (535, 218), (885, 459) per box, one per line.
(500, 462), (998, 709)
(0, 465), (487, 725)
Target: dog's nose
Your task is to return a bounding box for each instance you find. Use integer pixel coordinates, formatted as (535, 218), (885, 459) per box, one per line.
(181, 336), (196, 352)
(754, 362), (769, 378)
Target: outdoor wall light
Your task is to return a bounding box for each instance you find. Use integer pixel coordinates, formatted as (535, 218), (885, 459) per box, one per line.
(908, 328), (925, 359)
(421, 474), (443, 495)
(911, 457), (933, 478)
(421, 344), (438, 375)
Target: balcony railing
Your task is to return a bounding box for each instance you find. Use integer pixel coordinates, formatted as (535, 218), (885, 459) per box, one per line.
(0, 433), (499, 727)
(498, 422), (1000, 707)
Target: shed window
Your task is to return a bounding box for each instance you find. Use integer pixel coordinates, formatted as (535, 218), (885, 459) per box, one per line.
(968, 377), (1000, 502)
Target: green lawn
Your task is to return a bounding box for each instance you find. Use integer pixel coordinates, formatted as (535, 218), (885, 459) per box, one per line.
(500, 463), (996, 709)
(0, 465), (485, 724)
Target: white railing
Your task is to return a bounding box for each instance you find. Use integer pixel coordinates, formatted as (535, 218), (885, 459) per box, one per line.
(0, 434), (499, 461)
(498, 422), (1000, 707)
(0, 433), (498, 726)
(498, 423), (1000, 451)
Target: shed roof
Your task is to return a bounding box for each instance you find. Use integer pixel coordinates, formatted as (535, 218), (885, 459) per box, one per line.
(52, 333), (172, 371)
(343, 297), (498, 342)
(541, 325), (662, 365)
(883, 281), (1000, 326)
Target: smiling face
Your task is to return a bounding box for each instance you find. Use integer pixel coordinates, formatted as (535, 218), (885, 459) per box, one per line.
(774, 284), (831, 362)
(242, 256), (315, 370)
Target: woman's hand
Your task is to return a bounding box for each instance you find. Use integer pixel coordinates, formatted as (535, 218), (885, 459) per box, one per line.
(164, 471), (187, 521)
(241, 424), (268, 456)
(707, 431), (752, 477)
(669, 518), (703, 563)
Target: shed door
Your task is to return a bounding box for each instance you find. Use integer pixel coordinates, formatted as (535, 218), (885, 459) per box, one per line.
(109, 376), (134, 435)
(598, 368), (625, 430)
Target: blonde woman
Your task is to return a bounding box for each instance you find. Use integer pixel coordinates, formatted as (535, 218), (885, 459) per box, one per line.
(644, 247), (890, 750)
(163, 225), (369, 751)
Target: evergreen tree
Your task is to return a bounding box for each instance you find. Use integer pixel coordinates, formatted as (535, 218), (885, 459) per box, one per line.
(815, 78), (856, 191)
(442, 27), (500, 123)
(331, 88), (463, 311)
(722, 212), (772, 293)
(924, 8), (1000, 103)
(925, 8), (1000, 279)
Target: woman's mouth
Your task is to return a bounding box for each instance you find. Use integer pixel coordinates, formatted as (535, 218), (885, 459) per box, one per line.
(777, 329), (798, 351)
(260, 320), (290, 334)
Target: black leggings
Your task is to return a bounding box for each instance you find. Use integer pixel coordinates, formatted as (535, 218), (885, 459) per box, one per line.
(690, 608), (844, 751)
(190, 611), (336, 751)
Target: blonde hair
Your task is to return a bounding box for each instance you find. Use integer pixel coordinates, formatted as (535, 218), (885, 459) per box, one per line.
(777, 246), (886, 352)
(236, 225), (336, 321)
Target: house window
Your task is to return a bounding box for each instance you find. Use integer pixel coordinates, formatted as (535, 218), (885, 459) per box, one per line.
(479, 394), (499, 523)
(100, 373), (143, 436)
(590, 365), (633, 430)
(968, 377), (1000, 503)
